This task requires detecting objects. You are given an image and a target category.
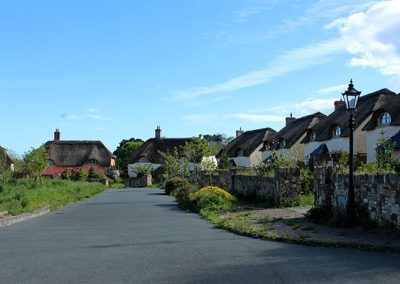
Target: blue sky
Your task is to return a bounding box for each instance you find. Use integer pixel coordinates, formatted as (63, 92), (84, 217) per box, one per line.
(1, 0), (399, 155)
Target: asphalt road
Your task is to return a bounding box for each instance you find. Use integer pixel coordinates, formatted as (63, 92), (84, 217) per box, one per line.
(1, 188), (400, 284)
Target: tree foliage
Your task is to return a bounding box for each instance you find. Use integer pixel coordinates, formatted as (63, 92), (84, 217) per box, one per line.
(22, 146), (49, 182)
(183, 137), (212, 164)
(159, 148), (189, 180)
(113, 138), (144, 170)
(0, 146), (7, 171)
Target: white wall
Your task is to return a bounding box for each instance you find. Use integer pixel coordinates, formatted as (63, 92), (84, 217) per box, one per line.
(366, 126), (400, 162)
(304, 114), (371, 159)
(249, 144), (263, 167)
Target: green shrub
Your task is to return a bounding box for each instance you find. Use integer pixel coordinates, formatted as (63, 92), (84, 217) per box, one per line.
(175, 182), (195, 209)
(88, 167), (106, 180)
(356, 161), (395, 175)
(189, 186), (236, 213)
(164, 177), (191, 195)
(300, 168), (314, 195)
(75, 168), (89, 181)
(134, 164), (152, 178)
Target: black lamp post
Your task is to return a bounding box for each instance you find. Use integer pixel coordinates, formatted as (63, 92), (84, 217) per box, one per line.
(342, 79), (361, 226)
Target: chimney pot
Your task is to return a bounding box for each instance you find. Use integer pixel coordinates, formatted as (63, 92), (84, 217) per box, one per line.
(155, 126), (162, 139)
(334, 99), (345, 111)
(236, 127), (244, 138)
(285, 113), (296, 126)
(54, 129), (61, 141)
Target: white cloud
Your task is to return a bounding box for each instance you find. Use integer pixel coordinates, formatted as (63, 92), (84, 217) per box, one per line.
(296, 97), (336, 115)
(316, 84), (347, 95)
(86, 113), (111, 121)
(60, 113), (78, 120)
(174, 39), (345, 100)
(85, 108), (98, 113)
(328, 0), (400, 76)
(237, 0), (280, 20)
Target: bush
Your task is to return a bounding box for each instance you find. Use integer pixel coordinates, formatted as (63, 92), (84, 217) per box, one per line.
(189, 186), (236, 213)
(133, 164), (152, 178)
(300, 168), (314, 195)
(164, 177), (191, 196)
(88, 167), (106, 180)
(175, 182), (195, 209)
(75, 168), (89, 181)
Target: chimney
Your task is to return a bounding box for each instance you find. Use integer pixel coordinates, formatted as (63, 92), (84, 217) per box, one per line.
(285, 113), (296, 126)
(236, 127), (244, 138)
(334, 99), (345, 111)
(155, 126), (162, 140)
(54, 129), (61, 141)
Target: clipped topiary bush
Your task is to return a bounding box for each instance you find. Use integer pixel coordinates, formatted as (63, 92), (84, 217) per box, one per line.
(189, 186), (236, 213)
(164, 177), (191, 196)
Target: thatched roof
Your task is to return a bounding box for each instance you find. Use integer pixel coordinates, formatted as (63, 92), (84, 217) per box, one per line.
(271, 113), (326, 148)
(127, 138), (193, 164)
(302, 89), (399, 143)
(390, 130), (400, 149)
(44, 140), (115, 167)
(219, 127), (276, 158)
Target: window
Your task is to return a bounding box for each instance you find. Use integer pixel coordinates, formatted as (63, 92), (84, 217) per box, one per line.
(311, 132), (317, 142)
(332, 126), (341, 138)
(85, 159), (98, 165)
(236, 148), (244, 156)
(280, 140), (286, 149)
(378, 112), (391, 126)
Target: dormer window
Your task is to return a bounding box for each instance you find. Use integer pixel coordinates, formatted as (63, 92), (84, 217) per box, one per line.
(378, 112), (391, 126)
(332, 126), (341, 138)
(86, 159), (98, 165)
(236, 148), (244, 156)
(311, 132), (317, 142)
(280, 140), (285, 149)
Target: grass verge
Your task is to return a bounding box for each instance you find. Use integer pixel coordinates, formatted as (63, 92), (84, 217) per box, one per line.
(0, 178), (107, 215)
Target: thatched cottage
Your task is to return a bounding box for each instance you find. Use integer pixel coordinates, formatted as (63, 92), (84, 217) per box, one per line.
(261, 112), (326, 163)
(218, 127), (276, 167)
(127, 126), (193, 177)
(302, 88), (400, 163)
(43, 129), (116, 177)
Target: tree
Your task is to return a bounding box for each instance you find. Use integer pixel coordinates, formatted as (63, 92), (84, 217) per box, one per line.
(376, 128), (395, 171)
(22, 146), (49, 183)
(113, 138), (144, 171)
(159, 148), (189, 180)
(0, 146), (7, 171)
(183, 136), (212, 186)
(218, 151), (231, 170)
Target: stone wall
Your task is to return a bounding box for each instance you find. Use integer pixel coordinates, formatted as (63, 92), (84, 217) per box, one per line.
(315, 167), (400, 228)
(125, 174), (152, 188)
(195, 168), (301, 205)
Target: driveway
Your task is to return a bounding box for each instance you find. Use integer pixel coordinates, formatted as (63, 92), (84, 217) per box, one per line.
(1, 188), (400, 283)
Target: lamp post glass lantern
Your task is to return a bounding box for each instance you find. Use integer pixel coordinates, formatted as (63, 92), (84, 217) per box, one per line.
(342, 79), (361, 226)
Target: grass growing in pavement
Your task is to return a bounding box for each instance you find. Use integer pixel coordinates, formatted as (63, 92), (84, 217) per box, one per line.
(300, 194), (314, 207)
(0, 178), (107, 215)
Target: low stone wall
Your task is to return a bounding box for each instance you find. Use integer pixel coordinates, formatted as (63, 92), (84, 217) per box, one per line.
(125, 174), (152, 188)
(315, 167), (400, 228)
(195, 168), (301, 205)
